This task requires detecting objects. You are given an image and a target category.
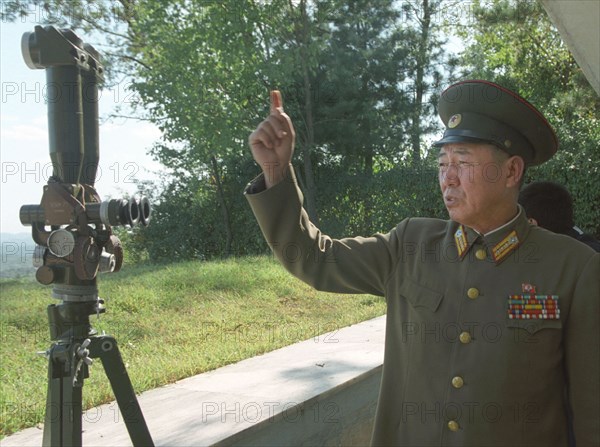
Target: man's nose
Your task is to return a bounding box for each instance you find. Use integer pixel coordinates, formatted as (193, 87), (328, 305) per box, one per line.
(440, 164), (460, 186)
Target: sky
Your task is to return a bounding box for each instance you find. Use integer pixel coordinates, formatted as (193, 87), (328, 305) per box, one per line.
(0, 18), (163, 234)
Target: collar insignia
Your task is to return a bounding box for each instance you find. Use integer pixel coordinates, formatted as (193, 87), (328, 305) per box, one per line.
(492, 230), (520, 263)
(454, 225), (468, 259)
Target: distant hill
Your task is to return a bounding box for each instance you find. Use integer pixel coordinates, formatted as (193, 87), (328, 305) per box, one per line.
(0, 233), (37, 279)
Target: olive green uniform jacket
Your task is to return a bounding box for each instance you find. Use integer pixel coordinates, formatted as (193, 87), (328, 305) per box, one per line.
(245, 167), (600, 447)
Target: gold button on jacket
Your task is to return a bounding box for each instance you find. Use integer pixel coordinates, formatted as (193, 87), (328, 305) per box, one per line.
(459, 331), (472, 344)
(467, 287), (480, 299)
(246, 167), (600, 447)
(447, 420), (460, 432)
(451, 376), (464, 389)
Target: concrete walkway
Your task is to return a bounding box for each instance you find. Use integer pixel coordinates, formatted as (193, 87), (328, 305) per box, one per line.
(1, 316), (386, 446)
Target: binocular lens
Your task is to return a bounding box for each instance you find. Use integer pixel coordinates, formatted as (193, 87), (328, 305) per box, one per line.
(139, 196), (151, 226)
(92, 197), (150, 228)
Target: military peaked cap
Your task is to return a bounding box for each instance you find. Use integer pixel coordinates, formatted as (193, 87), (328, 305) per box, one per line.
(433, 80), (558, 166)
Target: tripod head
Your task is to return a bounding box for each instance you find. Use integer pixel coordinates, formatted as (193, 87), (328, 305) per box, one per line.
(19, 26), (151, 305)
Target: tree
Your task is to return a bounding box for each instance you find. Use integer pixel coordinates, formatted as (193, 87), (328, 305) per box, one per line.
(305, 0), (456, 235)
(3, 0), (282, 257)
(266, 0), (328, 224)
(456, 0), (600, 237)
(3, 0), (460, 255)
(313, 0), (408, 171)
(402, 0), (456, 164)
(128, 1), (279, 256)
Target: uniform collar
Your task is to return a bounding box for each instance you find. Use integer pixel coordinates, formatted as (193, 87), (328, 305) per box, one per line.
(453, 206), (530, 265)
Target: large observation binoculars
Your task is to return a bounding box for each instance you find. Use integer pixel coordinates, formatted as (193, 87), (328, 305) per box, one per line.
(18, 26), (154, 447)
(19, 26), (151, 300)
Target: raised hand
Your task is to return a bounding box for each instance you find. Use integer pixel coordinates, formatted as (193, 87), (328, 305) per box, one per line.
(249, 90), (295, 188)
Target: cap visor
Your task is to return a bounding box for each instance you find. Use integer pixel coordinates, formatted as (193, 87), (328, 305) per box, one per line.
(432, 135), (492, 147)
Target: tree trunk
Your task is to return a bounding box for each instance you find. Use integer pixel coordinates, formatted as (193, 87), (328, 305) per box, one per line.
(411, 0), (432, 165)
(298, 0), (319, 225)
(362, 81), (373, 234)
(359, 20), (373, 234)
(301, 67), (319, 225)
(210, 155), (232, 257)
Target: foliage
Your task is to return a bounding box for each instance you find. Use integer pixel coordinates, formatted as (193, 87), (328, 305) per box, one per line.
(317, 155), (446, 237)
(455, 0), (600, 237)
(121, 0), (457, 249)
(310, 0), (412, 172)
(528, 114), (600, 237)
(4, 0), (597, 253)
(116, 162), (268, 263)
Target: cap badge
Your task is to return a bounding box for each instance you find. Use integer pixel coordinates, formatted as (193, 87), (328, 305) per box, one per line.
(448, 114), (462, 129)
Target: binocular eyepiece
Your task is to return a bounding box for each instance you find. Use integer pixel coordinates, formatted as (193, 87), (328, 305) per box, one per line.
(20, 195), (151, 228)
(89, 196), (152, 227)
(86, 195), (152, 227)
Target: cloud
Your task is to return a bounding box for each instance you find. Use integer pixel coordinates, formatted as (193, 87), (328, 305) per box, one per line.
(0, 114), (48, 144)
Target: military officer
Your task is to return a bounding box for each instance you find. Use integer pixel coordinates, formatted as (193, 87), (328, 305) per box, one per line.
(245, 81), (599, 446)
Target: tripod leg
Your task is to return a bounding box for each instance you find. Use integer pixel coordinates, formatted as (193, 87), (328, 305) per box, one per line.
(42, 344), (84, 447)
(89, 335), (154, 447)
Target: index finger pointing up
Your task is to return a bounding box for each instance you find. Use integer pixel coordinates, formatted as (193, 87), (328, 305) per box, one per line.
(270, 90), (283, 114)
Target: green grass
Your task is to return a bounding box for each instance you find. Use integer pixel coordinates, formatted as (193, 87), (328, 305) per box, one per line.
(0, 256), (385, 438)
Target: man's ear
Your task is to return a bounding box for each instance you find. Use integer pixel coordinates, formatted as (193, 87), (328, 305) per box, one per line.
(506, 155), (525, 187)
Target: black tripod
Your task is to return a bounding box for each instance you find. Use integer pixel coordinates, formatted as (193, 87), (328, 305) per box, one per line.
(42, 300), (153, 447)
(20, 26), (153, 447)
